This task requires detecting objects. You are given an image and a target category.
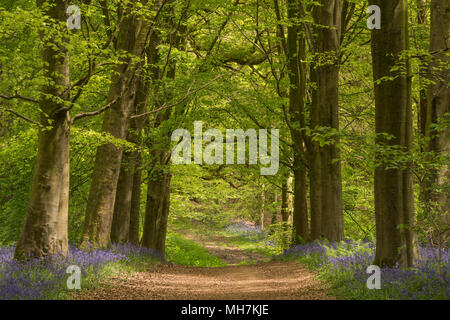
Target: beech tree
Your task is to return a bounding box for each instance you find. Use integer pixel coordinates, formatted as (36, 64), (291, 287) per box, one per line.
(13, 0), (70, 260)
(420, 0), (450, 244)
(81, 1), (155, 247)
(310, 0), (344, 241)
(370, 0), (418, 267)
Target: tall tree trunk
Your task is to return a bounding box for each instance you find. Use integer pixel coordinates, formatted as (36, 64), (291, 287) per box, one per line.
(128, 154), (143, 245)
(128, 24), (163, 246)
(141, 98), (173, 255)
(81, 8), (151, 247)
(14, 0), (70, 260)
(111, 72), (151, 244)
(309, 67), (323, 240)
(281, 180), (289, 223)
(141, 147), (172, 256)
(370, 0), (418, 267)
(292, 162), (308, 242)
(286, 0), (309, 243)
(311, 0), (344, 241)
(417, 0), (428, 141)
(141, 7), (181, 256)
(260, 183), (265, 230)
(270, 192), (278, 227)
(110, 151), (134, 244)
(422, 0), (450, 242)
(287, 175), (294, 225)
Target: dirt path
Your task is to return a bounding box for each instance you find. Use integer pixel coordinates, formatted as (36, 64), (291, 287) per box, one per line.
(179, 230), (269, 265)
(73, 231), (335, 300)
(73, 261), (334, 300)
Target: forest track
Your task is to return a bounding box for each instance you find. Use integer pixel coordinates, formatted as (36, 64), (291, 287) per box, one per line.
(72, 261), (335, 300)
(72, 231), (335, 300)
(178, 230), (270, 265)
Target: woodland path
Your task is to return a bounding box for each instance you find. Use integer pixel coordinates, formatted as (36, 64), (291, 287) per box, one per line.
(72, 232), (335, 300)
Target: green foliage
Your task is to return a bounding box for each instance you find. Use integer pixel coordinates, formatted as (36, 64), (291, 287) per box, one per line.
(165, 232), (225, 267)
(266, 221), (292, 255)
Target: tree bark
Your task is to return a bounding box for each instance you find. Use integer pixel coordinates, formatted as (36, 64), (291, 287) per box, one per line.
(81, 8), (151, 247)
(421, 0), (450, 242)
(370, 0), (418, 267)
(128, 154), (143, 245)
(286, 0), (309, 243)
(111, 73), (151, 244)
(311, 0), (344, 241)
(292, 162), (308, 242)
(141, 148), (172, 256)
(309, 66), (323, 240)
(281, 180), (289, 223)
(260, 183), (265, 230)
(141, 96), (173, 255)
(14, 0), (70, 260)
(141, 7), (181, 256)
(110, 149), (134, 244)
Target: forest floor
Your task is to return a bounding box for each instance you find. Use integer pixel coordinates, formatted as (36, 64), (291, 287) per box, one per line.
(72, 229), (335, 300)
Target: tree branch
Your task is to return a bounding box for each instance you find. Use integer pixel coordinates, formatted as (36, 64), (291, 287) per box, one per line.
(71, 95), (121, 124)
(131, 73), (225, 120)
(0, 106), (39, 125)
(0, 93), (38, 104)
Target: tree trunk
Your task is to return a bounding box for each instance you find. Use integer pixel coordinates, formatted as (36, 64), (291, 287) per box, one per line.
(81, 9), (150, 247)
(110, 151), (135, 244)
(309, 67), (323, 240)
(271, 192), (278, 225)
(286, 0), (309, 243)
(370, 0), (418, 267)
(111, 72), (151, 244)
(128, 154), (143, 245)
(281, 180), (289, 223)
(311, 0), (344, 241)
(293, 161), (308, 243)
(287, 175), (294, 225)
(14, 0), (70, 260)
(141, 148), (172, 256)
(260, 183), (265, 230)
(421, 0), (450, 243)
(141, 10), (180, 257)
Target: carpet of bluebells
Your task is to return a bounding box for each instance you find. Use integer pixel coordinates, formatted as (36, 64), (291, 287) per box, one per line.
(225, 222), (268, 241)
(0, 243), (158, 300)
(281, 240), (449, 300)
